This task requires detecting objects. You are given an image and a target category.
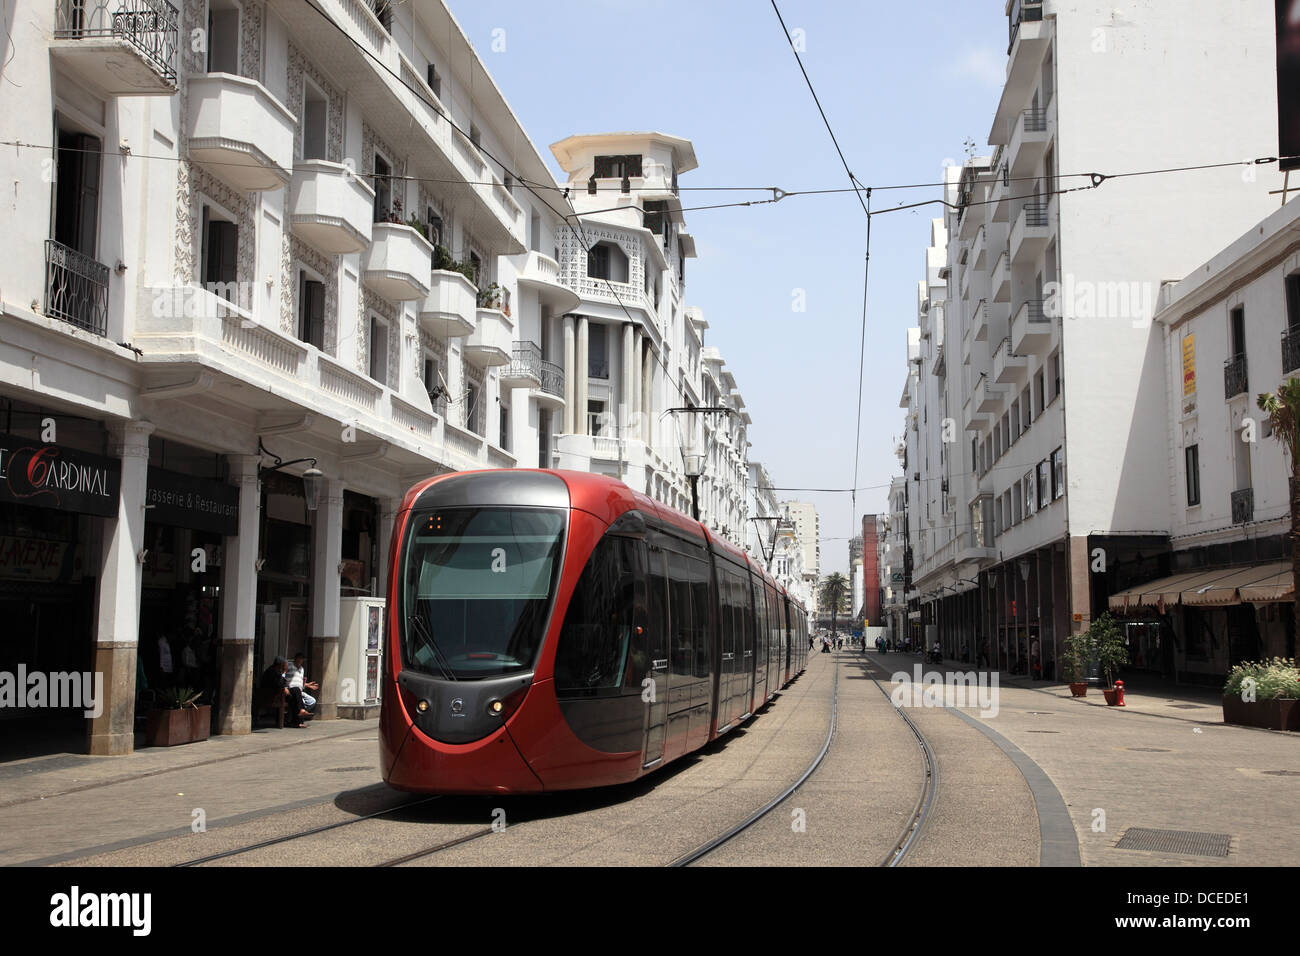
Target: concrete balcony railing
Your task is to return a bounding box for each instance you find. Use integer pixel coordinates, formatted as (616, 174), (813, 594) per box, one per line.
(1011, 298), (1051, 354)
(1009, 108), (1050, 176)
(1010, 200), (1051, 264)
(971, 298), (989, 342)
(44, 239), (109, 336)
(991, 248), (1011, 303)
(362, 223), (433, 301)
(289, 160), (374, 255)
(464, 308), (512, 367)
(971, 224), (988, 270)
(187, 73), (295, 191)
(51, 0), (179, 94)
(516, 250), (580, 312)
(992, 336), (1028, 385)
(418, 269), (477, 338)
(974, 374), (1004, 413)
(990, 163), (1011, 222)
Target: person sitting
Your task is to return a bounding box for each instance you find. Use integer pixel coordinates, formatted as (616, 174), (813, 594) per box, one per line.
(286, 653), (319, 715)
(260, 656), (310, 728)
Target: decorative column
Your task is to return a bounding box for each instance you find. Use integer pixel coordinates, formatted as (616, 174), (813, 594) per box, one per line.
(310, 479), (345, 720)
(622, 323), (636, 436)
(576, 316), (589, 436)
(217, 454), (261, 735)
(89, 419), (154, 756)
(562, 314), (576, 435)
(643, 344), (655, 446)
(630, 328), (642, 442)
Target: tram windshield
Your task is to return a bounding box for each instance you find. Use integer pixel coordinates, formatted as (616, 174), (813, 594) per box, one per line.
(401, 508), (565, 679)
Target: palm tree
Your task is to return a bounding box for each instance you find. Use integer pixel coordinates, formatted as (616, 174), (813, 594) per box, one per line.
(1257, 379), (1300, 637)
(819, 572), (851, 638)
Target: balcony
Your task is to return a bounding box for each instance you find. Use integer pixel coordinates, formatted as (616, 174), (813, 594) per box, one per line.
(992, 336), (1028, 385)
(1231, 488), (1254, 524)
(50, 0), (179, 95)
(1010, 200), (1051, 264)
(971, 299), (989, 342)
(991, 1), (1051, 145)
(959, 259), (973, 300)
(418, 270), (477, 338)
(44, 239), (109, 336)
(186, 73), (295, 191)
(1008, 109), (1050, 176)
(972, 224), (989, 270)
(1284, 327), (1300, 374)
(992, 249), (1011, 302)
(288, 161), (374, 255)
(1223, 353), (1248, 400)
(362, 223), (433, 301)
(1011, 299), (1051, 354)
(990, 164), (1012, 222)
(464, 308), (512, 367)
(516, 250), (580, 312)
(502, 342), (564, 408)
(975, 374), (1004, 413)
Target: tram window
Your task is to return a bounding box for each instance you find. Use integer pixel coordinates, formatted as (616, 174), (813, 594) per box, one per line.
(555, 535), (643, 696)
(666, 552), (695, 680)
(691, 560), (711, 678)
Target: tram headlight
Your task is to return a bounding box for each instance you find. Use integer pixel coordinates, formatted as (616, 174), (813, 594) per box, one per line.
(417, 699), (430, 713)
(488, 699), (504, 716)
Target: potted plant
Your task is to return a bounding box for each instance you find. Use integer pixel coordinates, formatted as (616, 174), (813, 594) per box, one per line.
(145, 687), (209, 747)
(1089, 612), (1128, 705)
(477, 282), (510, 316)
(1222, 658), (1300, 730)
(1062, 630), (1092, 697)
(405, 213), (429, 241)
(432, 244), (455, 273)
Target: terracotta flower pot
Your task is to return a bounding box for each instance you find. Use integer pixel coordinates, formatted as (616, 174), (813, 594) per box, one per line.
(1103, 688), (1118, 706)
(1069, 682), (1088, 697)
(145, 708), (192, 747)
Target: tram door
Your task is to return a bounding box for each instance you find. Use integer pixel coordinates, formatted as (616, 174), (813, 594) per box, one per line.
(642, 542), (670, 768)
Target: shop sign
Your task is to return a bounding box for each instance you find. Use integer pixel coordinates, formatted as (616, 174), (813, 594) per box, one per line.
(0, 433), (120, 517)
(0, 536), (73, 582)
(146, 468), (239, 536)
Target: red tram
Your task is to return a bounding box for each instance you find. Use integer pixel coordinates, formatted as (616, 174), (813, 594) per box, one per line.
(380, 469), (809, 795)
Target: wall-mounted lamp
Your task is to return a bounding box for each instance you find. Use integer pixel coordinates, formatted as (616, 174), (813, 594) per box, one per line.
(258, 437), (324, 511)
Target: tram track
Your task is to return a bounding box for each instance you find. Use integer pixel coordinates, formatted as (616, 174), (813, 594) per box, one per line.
(866, 658), (939, 867)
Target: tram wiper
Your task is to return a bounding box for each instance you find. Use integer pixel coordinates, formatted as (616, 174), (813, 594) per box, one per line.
(410, 615), (458, 682)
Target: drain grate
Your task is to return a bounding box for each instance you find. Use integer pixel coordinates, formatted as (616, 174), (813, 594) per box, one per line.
(1114, 828), (1231, 857)
(1262, 770), (1300, 776)
(1168, 703), (1209, 710)
(1026, 711), (1054, 716)
(324, 766), (372, 773)
(1025, 730), (1061, 733)
(1126, 747), (1171, 753)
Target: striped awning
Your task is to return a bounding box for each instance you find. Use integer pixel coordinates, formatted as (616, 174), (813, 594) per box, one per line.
(1108, 561), (1293, 611)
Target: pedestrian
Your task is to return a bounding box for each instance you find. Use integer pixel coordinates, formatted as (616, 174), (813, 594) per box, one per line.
(977, 640), (990, 669)
(260, 656), (310, 727)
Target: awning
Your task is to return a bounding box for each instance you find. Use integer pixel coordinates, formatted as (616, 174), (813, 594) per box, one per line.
(1108, 562), (1293, 611)
(1181, 561), (1291, 606)
(1238, 563), (1295, 603)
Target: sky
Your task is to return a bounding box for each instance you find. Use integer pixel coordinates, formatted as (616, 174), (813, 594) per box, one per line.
(447, 1), (1009, 577)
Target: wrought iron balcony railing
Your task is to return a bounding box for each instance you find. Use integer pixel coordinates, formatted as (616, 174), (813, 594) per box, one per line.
(1020, 108), (1048, 134)
(1283, 327), (1300, 374)
(1021, 201), (1049, 228)
(1223, 353), (1248, 399)
(1231, 487), (1254, 524)
(507, 342), (564, 398)
(1008, 0), (1044, 53)
(44, 239), (109, 336)
(56, 0), (179, 83)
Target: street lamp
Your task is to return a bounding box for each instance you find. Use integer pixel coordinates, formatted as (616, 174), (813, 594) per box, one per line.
(258, 437), (324, 512)
(663, 405), (736, 523)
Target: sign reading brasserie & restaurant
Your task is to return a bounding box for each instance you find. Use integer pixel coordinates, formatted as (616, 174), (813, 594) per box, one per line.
(146, 467), (239, 536)
(0, 433), (120, 517)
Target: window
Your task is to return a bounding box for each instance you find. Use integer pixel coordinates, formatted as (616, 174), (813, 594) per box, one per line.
(372, 153), (391, 224)
(588, 400), (606, 436)
(1185, 444), (1200, 506)
(201, 205), (237, 299)
(55, 127), (101, 258)
(206, 0), (239, 74)
(993, 428), (1001, 461)
(1011, 400), (1021, 440)
(587, 241), (629, 283)
(499, 401), (510, 452)
(297, 271), (324, 349)
(588, 323), (609, 378)
(1021, 386), (1032, 430)
(303, 83), (328, 161)
(1012, 483), (1022, 526)
(538, 408), (552, 469)
(1052, 352), (1062, 400)
(369, 315), (388, 383)
(426, 206), (444, 248)
(1229, 306), (1246, 358)
(426, 63), (441, 99)
(1023, 471), (1035, 517)
(1001, 413), (1011, 451)
(1038, 459), (1051, 509)
(1051, 447), (1065, 499)
(423, 354), (444, 415)
(554, 534), (646, 696)
(593, 154), (642, 179)
(1287, 274), (1300, 331)
(1035, 369), (1045, 416)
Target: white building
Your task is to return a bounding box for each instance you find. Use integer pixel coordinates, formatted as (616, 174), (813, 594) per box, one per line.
(1104, 197), (1300, 679)
(880, 476), (909, 641)
(897, 0), (1285, 677)
(0, 0), (763, 755)
(782, 500), (820, 618)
